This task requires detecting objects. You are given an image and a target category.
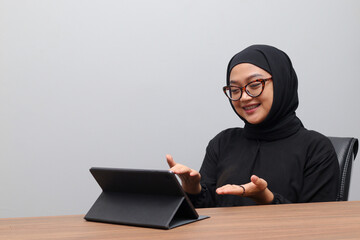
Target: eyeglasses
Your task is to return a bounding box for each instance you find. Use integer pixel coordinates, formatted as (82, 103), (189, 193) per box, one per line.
(222, 78), (272, 101)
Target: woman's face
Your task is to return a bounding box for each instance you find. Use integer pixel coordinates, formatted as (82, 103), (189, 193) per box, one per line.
(229, 63), (273, 125)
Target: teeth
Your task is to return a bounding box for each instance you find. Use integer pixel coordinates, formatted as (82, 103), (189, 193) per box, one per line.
(244, 104), (259, 110)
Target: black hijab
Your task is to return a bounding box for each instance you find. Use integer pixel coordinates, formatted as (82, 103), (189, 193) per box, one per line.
(226, 45), (303, 141)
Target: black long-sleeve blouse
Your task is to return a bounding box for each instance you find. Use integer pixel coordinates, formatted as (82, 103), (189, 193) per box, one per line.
(189, 127), (340, 207)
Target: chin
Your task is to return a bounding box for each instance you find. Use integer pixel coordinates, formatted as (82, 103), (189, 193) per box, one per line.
(236, 110), (264, 125)
(244, 116), (264, 125)
(246, 120), (259, 125)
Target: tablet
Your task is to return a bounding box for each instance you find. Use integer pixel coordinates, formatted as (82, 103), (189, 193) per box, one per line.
(84, 167), (209, 229)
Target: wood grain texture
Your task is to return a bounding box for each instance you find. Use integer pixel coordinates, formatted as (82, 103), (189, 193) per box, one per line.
(1, 201), (360, 240)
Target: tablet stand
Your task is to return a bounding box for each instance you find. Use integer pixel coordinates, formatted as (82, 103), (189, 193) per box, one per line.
(85, 191), (209, 229)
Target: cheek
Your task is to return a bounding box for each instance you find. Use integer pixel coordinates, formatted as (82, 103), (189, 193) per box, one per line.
(231, 101), (242, 110)
(262, 88), (274, 112)
(231, 102), (244, 115)
(264, 97), (273, 111)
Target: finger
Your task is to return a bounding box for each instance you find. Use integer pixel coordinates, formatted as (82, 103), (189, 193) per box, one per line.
(166, 154), (176, 168)
(169, 163), (193, 176)
(250, 175), (259, 183)
(251, 175), (267, 190)
(189, 169), (201, 181)
(189, 169), (200, 177)
(216, 186), (227, 195)
(216, 184), (245, 196)
(216, 185), (241, 195)
(173, 166), (192, 175)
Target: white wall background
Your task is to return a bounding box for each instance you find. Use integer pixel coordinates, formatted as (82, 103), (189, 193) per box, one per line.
(1, 0), (359, 218)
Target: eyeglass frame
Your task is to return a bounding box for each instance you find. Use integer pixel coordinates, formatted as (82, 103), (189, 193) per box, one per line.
(222, 78), (272, 101)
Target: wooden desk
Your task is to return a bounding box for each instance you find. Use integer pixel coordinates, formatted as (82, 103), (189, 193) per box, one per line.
(1, 201), (360, 240)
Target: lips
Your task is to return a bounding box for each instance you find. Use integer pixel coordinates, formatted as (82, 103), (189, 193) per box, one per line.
(243, 104), (260, 111)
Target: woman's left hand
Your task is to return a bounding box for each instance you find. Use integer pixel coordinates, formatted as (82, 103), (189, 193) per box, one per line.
(216, 175), (274, 204)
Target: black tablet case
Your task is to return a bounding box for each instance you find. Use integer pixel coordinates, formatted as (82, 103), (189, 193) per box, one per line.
(84, 167), (209, 229)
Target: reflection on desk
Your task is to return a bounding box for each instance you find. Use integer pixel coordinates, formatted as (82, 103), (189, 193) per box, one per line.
(1, 201), (360, 239)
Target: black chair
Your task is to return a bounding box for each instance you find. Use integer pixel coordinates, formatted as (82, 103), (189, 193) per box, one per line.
(328, 137), (358, 201)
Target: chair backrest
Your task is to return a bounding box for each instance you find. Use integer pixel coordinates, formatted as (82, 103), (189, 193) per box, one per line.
(328, 137), (358, 201)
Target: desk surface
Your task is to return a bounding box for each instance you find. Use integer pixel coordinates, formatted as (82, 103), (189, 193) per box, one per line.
(1, 201), (360, 240)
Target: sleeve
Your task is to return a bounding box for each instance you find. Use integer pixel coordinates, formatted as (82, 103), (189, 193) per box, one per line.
(187, 137), (220, 208)
(271, 193), (292, 204)
(299, 135), (339, 202)
(271, 135), (339, 204)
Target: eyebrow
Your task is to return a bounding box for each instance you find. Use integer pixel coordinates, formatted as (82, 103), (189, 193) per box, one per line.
(230, 73), (264, 85)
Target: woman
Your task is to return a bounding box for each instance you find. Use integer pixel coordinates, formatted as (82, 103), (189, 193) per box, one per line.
(167, 44), (339, 207)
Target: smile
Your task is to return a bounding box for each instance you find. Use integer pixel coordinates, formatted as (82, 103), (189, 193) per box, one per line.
(243, 104), (260, 111)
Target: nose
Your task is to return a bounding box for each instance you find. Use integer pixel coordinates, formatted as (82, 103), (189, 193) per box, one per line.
(239, 90), (252, 102)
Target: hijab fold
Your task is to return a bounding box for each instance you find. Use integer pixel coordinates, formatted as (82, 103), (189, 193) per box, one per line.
(226, 45), (303, 141)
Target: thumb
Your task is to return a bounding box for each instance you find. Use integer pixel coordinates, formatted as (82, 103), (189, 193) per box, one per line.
(251, 175), (267, 189)
(166, 154), (176, 168)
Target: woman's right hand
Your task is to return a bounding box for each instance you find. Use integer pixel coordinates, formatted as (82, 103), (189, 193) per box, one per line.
(166, 154), (202, 195)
